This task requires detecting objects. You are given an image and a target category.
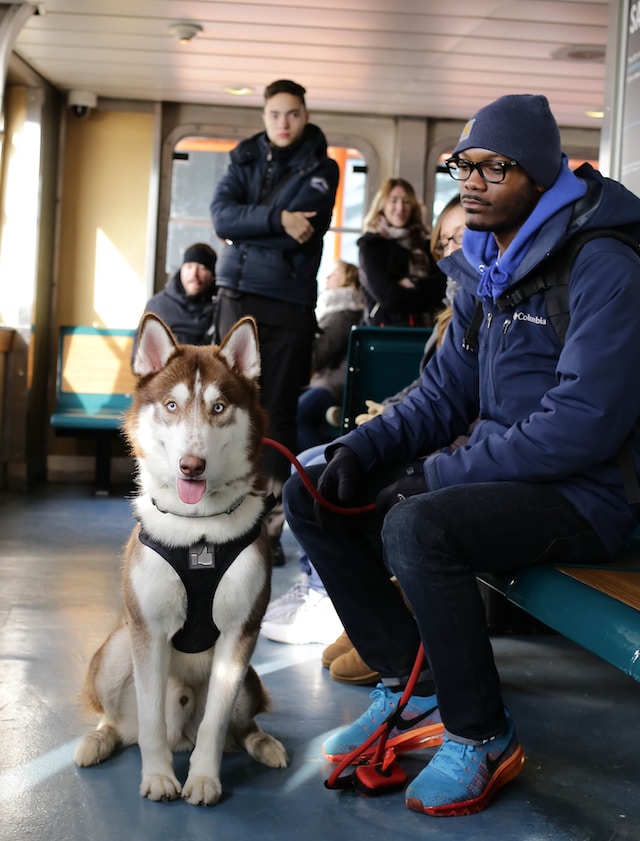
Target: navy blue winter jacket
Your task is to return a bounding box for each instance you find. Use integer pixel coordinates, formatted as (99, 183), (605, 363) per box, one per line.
(335, 163), (640, 557)
(210, 124), (339, 309)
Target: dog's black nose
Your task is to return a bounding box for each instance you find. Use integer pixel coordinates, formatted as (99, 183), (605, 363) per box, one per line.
(180, 455), (206, 478)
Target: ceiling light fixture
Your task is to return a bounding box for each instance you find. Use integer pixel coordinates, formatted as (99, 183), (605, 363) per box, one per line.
(551, 44), (606, 63)
(168, 22), (203, 43)
(225, 85), (254, 96)
(585, 109), (605, 119)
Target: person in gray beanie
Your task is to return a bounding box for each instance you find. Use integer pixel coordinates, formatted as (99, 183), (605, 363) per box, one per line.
(283, 93), (640, 816)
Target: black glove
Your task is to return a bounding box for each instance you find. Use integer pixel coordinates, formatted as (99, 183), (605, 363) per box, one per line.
(316, 446), (365, 516)
(375, 460), (428, 517)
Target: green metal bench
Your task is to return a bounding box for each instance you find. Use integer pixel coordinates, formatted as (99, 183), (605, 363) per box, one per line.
(50, 325), (137, 493)
(478, 545), (640, 683)
(340, 325), (432, 432)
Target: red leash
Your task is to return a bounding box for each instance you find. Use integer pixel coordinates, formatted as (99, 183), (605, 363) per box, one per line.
(262, 435), (433, 795)
(324, 644), (427, 795)
(262, 437), (375, 515)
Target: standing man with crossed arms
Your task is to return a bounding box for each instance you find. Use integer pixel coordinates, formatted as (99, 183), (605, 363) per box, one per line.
(211, 79), (339, 565)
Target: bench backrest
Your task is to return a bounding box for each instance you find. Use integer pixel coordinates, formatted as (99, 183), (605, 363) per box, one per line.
(341, 326), (432, 432)
(54, 326), (137, 414)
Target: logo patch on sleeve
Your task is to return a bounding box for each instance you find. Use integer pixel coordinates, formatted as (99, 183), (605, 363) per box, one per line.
(310, 176), (330, 194)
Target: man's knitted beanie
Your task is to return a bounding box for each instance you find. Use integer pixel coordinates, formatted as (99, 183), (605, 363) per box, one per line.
(452, 94), (562, 188)
(183, 244), (217, 273)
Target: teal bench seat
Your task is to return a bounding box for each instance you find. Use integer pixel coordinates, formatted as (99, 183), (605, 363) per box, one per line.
(50, 326), (137, 493)
(478, 543), (640, 683)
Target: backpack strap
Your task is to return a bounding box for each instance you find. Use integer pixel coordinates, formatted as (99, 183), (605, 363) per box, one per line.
(460, 227), (640, 505)
(459, 229), (639, 353)
(496, 228), (640, 344)
(461, 299), (485, 352)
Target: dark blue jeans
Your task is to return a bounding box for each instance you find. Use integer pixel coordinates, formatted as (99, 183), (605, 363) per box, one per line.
(283, 466), (609, 742)
(217, 291), (316, 485)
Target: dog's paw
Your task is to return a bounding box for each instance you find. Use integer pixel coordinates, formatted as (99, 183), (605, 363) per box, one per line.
(74, 727), (121, 766)
(245, 732), (289, 768)
(182, 774), (222, 806)
(140, 772), (182, 801)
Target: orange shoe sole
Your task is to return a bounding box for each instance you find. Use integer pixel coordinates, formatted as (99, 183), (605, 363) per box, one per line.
(323, 720), (445, 765)
(406, 743), (526, 817)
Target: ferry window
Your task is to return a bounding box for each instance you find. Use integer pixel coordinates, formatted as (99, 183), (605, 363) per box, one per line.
(317, 147), (366, 287)
(167, 137), (367, 289)
(433, 156), (460, 220)
(167, 138), (235, 276)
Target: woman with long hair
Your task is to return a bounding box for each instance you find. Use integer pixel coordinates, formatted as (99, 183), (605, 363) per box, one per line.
(358, 177), (445, 326)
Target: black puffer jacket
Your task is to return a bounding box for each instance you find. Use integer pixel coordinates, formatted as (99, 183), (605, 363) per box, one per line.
(358, 232), (446, 326)
(210, 124), (339, 309)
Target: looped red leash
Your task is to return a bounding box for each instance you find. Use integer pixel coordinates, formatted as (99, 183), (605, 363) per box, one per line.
(324, 644), (426, 795)
(262, 437), (375, 515)
(262, 436), (430, 795)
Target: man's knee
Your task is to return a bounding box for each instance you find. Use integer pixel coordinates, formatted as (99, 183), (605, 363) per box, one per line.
(383, 494), (429, 536)
(282, 471), (302, 520)
(382, 494), (449, 576)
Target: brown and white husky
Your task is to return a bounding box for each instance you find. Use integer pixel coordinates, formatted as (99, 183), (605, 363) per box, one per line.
(74, 313), (288, 806)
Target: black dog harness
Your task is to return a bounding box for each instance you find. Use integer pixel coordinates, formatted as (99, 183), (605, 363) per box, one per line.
(138, 519), (264, 654)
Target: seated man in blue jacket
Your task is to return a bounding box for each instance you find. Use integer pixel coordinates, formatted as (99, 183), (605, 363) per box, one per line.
(283, 94), (640, 816)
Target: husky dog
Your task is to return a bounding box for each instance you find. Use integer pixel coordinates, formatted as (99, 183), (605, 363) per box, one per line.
(74, 314), (288, 806)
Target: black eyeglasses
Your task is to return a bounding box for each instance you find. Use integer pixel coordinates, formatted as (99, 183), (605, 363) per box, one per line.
(434, 228), (465, 256)
(445, 157), (519, 184)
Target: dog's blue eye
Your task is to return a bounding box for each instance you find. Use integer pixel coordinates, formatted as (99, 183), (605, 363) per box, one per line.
(213, 402), (225, 414)
(166, 401), (177, 412)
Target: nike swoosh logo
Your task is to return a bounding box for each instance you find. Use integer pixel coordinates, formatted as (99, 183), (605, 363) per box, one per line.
(393, 705), (439, 732)
(486, 742), (513, 774)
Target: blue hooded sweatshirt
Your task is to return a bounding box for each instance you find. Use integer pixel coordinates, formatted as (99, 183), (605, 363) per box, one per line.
(335, 163), (640, 557)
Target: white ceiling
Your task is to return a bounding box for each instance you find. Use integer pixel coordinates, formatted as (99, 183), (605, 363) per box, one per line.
(11, 0), (612, 128)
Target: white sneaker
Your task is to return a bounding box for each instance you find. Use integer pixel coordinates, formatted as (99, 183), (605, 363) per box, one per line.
(263, 574), (310, 622)
(260, 587), (343, 645)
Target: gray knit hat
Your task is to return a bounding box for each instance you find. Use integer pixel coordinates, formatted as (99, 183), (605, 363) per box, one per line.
(452, 94), (562, 188)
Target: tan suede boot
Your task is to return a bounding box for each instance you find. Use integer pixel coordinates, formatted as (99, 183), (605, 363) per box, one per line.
(321, 630), (352, 668)
(329, 647), (380, 686)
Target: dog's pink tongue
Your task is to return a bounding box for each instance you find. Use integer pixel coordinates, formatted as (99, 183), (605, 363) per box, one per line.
(177, 478), (207, 505)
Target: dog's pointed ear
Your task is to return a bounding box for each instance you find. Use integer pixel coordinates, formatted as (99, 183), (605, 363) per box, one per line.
(218, 317), (261, 381)
(133, 313), (179, 376)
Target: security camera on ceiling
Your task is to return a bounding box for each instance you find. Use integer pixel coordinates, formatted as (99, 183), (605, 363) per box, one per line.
(67, 90), (97, 119)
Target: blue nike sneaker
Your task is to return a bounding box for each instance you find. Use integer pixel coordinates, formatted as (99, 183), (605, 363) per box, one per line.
(405, 709), (525, 816)
(322, 683), (444, 764)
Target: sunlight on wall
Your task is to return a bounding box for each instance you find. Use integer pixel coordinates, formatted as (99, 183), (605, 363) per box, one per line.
(57, 110), (154, 328)
(0, 118), (40, 327)
(94, 228), (146, 327)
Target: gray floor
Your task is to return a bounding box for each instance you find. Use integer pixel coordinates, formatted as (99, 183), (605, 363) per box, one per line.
(1, 483), (638, 841)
